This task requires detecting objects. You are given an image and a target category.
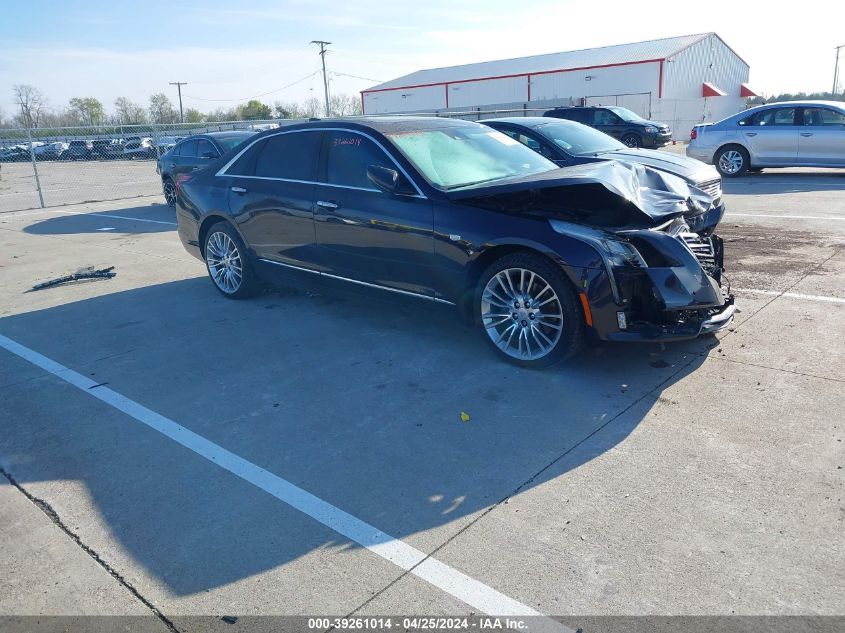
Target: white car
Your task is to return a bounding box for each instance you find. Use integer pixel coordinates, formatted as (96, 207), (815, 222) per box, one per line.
(687, 100), (845, 177)
(123, 137), (156, 159)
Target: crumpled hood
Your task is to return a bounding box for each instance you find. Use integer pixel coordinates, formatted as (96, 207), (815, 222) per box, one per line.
(446, 160), (716, 230)
(594, 148), (720, 184)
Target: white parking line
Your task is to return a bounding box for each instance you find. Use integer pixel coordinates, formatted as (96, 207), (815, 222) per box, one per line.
(736, 288), (845, 304)
(0, 333), (567, 630)
(726, 213), (845, 221)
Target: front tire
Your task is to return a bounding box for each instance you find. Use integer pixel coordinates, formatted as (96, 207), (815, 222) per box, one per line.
(203, 222), (258, 299)
(715, 145), (749, 177)
(622, 133), (641, 148)
(476, 252), (584, 368)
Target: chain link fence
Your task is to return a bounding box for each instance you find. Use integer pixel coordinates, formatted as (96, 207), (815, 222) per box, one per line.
(0, 119), (298, 213)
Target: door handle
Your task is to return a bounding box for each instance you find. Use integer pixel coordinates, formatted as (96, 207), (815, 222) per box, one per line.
(231, 186), (247, 194)
(745, 132), (757, 137)
(316, 200), (339, 210)
(800, 132), (813, 137)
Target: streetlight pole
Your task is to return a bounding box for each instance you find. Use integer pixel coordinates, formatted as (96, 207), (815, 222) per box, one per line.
(169, 81), (188, 123)
(311, 40), (332, 117)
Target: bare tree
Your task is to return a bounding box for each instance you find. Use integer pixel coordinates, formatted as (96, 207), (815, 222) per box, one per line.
(302, 96), (322, 118)
(329, 93), (362, 116)
(13, 84), (46, 128)
(114, 97), (148, 125)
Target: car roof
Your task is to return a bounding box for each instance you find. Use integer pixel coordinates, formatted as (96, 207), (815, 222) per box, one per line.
(202, 130), (256, 139)
(483, 117), (560, 128)
(745, 100), (845, 111)
(248, 116), (480, 140)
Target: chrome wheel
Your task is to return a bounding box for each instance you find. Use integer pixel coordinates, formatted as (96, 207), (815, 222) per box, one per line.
(481, 268), (564, 361)
(205, 231), (243, 294)
(718, 150), (743, 175)
(163, 180), (176, 206)
(623, 135), (640, 148)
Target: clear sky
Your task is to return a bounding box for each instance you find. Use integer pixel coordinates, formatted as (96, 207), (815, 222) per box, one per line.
(1, 0), (843, 119)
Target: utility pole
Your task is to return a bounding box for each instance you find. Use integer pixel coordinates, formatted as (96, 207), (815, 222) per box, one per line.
(169, 81), (188, 123)
(311, 40), (332, 117)
(834, 45), (845, 95)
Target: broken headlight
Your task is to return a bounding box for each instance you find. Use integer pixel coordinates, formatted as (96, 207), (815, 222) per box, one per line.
(602, 238), (647, 269)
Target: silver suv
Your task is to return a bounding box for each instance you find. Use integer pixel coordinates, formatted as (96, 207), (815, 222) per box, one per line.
(687, 100), (845, 177)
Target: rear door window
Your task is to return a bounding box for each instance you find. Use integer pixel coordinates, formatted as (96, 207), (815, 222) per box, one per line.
(747, 108), (797, 126)
(178, 140), (198, 157)
(197, 139), (219, 158)
(323, 131), (393, 189)
(593, 109), (620, 126)
(254, 131), (322, 180)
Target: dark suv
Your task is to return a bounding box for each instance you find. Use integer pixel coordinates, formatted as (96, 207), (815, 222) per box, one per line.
(544, 106), (672, 148)
(64, 140), (95, 160)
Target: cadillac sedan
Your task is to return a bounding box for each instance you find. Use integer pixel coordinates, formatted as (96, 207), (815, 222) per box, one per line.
(175, 117), (734, 367)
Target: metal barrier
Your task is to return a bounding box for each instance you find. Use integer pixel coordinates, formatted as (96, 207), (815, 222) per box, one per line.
(0, 109), (564, 213)
(0, 119), (297, 213)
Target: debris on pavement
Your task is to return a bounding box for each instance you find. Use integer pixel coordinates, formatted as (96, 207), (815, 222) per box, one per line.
(30, 266), (116, 291)
(460, 411), (471, 423)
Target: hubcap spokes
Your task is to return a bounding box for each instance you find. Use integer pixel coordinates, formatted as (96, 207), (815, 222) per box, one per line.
(206, 232), (243, 294)
(719, 151), (742, 174)
(164, 182), (175, 204)
(481, 268), (563, 361)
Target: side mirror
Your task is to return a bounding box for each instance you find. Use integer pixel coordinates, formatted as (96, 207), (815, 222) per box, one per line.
(367, 165), (400, 193)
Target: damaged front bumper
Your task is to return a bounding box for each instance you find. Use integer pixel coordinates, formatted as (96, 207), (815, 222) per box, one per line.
(552, 218), (736, 343)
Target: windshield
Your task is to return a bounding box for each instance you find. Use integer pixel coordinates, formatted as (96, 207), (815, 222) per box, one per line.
(535, 120), (626, 155)
(218, 135), (253, 152)
(607, 106), (648, 123)
(386, 126), (556, 189)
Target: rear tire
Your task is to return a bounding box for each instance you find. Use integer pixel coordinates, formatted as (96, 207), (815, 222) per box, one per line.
(162, 177), (176, 206)
(475, 252), (584, 368)
(715, 145), (749, 177)
(203, 222), (258, 299)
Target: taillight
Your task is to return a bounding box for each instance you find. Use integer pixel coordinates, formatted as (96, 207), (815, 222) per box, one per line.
(175, 173), (193, 191)
(690, 127), (698, 141)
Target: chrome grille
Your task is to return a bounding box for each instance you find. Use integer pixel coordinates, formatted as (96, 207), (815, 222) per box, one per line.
(680, 232), (717, 274)
(694, 177), (722, 201)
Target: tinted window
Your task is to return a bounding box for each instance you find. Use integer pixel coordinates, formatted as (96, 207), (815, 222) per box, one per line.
(593, 109), (620, 126)
(535, 120), (626, 155)
(325, 131), (392, 189)
(227, 139), (266, 177)
(254, 131), (321, 180)
(498, 127), (555, 159)
(179, 140), (198, 157)
(197, 139), (218, 158)
(801, 107), (845, 126)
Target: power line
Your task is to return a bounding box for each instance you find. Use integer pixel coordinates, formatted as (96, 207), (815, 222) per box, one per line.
(311, 40), (332, 117)
(188, 44), (315, 85)
(330, 71), (384, 84)
(182, 70), (320, 103)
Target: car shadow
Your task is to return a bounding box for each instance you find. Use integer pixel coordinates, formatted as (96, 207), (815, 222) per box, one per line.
(722, 170), (845, 195)
(0, 276), (715, 597)
(22, 204), (175, 235)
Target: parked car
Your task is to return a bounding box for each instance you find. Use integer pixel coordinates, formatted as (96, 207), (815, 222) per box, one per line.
(158, 131), (255, 206)
(64, 140), (95, 160)
(123, 137), (156, 160)
(0, 144), (36, 162)
(92, 139), (125, 160)
(175, 118), (734, 367)
(483, 117), (722, 205)
(544, 106), (672, 148)
(34, 142), (69, 160)
(687, 100), (845, 177)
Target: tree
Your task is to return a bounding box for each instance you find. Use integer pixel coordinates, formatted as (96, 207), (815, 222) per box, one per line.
(68, 97), (105, 126)
(184, 108), (204, 123)
(273, 101), (303, 119)
(148, 93), (177, 124)
(329, 93), (362, 116)
(302, 96), (322, 118)
(114, 97), (148, 125)
(13, 84), (46, 128)
(239, 99), (272, 120)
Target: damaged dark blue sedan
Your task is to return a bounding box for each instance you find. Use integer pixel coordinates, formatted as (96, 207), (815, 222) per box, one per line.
(175, 117), (735, 368)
